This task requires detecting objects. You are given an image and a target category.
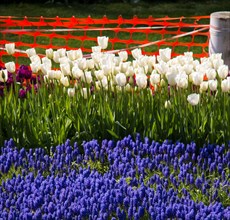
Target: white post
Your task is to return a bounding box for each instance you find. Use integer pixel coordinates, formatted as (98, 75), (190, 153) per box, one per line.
(209, 11), (230, 68)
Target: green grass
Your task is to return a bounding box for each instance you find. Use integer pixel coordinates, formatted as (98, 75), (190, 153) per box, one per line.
(0, 0), (229, 63)
(0, 1), (229, 18)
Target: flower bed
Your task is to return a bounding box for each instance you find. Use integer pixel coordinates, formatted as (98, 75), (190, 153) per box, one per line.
(0, 136), (229, 219)
(0, 37), (230, 149)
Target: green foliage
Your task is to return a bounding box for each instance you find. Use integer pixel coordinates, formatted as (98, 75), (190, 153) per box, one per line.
(0, 77), (229, 150)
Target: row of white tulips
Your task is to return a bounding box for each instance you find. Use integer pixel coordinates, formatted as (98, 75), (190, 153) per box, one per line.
(2, 36), (230, 106)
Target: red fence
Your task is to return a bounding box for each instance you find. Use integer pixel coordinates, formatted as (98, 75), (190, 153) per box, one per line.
(0, 15), (210, 65)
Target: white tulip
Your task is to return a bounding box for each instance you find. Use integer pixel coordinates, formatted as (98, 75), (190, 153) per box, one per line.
(208, 80), (218, 91)
(59, 57), (69, 64)
(30, 55), (41, 65)
(92, 46), (102, 53)
(100, 76), (108, 89)
(77, 58), (87, 70)
(176, 73), (188, 89)
(60, 76), (69, 87)
(57, 48), (66, 57)
(66, 50), (78, 61)
(53, 51), (60, 63)
(5, 61), (15, 73)
(118, 51), (128, 62)
(94, 70), (104, 81)
(97, 36), (109, 50)
(150, 72), (160, 85)
(200, 81), (209, 92)
(67, 88), (75, 97)
(42, 57), (52, 67)
(82, 71), (92, 84)
(131, 48), (142, 60)
(147, 55), (156, 67)
(166, 67), (178, 86)
(154, 61), (168, 75)
(217, 65), (228, 79)
(91, 52), (102, 64)
(119, 61), (131, 73)
(0, 69), (8, 82)
(221, 79), (230, 92)
(116, 72), (127, 87)
(183, 64), (193, 75)
(41, 63), (51, 75)
(5, 43), (15, 55)
(30, 62), (41, 73)
(192, 71), (203, 86)
(136, 73), (147, 89)
(26, 48), (36, 57)
(212, 58), (224, 70)
(164, 100), (172, 109)
(113, 57), (121, 66)
(46, 70), (54, 79)
(76, 48), (83, 60)
(192, 60), (200, 69)
(134, 67), (145, 75)
(137, 55), (148, 67)
(72, 66), (83, 79)
(126, 66), (135, 77)
(60, 63), (71, 76)
(81, 87), (89, 99)
(158, 48), (171, 63)
(102, 64), (112, 76)
(125, 83), (131, 92)
(187, 93), (200, 106)
(54, 70), (63, 80)
(46, 48), (53, 59)
(206, 68), (216, 80)
(87, 59), (95, 69)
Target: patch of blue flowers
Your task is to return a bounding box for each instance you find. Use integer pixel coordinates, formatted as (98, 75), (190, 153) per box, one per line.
(0, 135), (229, 219)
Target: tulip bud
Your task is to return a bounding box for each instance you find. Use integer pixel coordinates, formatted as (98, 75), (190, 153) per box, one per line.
(5, 43), (15, 55)
(81, 87), (89, 99)
(5, 61), (16, 73)
(164, 100), (171, 109)
(0, 69), (8, 82)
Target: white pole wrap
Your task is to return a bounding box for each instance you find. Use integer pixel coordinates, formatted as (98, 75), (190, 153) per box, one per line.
(209, 11), (230, 68)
